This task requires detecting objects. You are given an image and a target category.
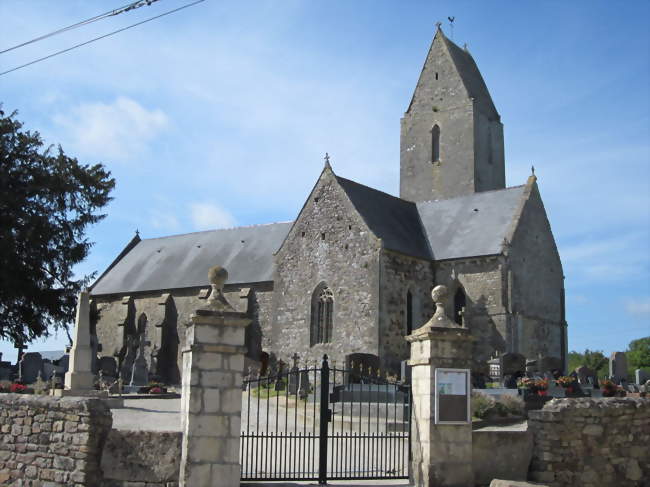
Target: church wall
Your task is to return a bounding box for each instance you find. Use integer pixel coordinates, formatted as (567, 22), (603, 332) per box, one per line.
(507, 183), (565, 366)
(378, 251), (434, 374)
(92, 283), (272, 384)
(435, 257), (508, 366)
(271, 170), (382, 367)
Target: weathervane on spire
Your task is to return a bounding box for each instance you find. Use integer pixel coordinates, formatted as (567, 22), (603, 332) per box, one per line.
(447, 16), (455, 40)
(435, 21), (442, 30)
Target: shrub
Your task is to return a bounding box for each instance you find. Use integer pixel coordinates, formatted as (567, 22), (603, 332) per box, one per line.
(471, 391), (496, 419)
(499, 394), (525, 416)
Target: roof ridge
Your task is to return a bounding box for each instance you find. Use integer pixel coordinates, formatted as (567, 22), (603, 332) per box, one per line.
(335, 175), (415, 206)
(140, 221), (293, 241)
(417, 184), (526, 205)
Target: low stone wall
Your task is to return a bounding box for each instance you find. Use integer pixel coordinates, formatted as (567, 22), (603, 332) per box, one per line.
(473, 429), (533, 486)
(0, 394), (112, 486)
(528, 397), (650, 486)
(101, 429), (181, 486)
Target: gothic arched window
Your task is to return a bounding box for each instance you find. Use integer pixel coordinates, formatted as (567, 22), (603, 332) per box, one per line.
(406, 290), (413, 335)
(432, 124), (440, 162)
(310, 283), (333, 346)
(454, 287), (466, 326)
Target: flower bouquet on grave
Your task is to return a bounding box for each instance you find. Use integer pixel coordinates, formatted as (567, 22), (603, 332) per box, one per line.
(533, 379), (549, 396)
(146, 382), (167, 394)
(600, 379), (618, 397)
(9, 383), (28, 394)
(556, 376), (575, 393)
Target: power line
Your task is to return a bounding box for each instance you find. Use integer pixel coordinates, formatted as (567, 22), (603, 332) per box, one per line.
(0, 0), (205, 77)
(0, 1), (162, 55)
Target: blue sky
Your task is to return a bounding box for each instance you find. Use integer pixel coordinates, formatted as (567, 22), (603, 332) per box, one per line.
(1, 1), (648, 362)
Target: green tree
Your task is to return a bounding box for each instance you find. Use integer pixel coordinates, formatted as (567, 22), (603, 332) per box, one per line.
(0, 108), (115, 346)
(627, 337), (650, 370)
(567, 349), (608, 377)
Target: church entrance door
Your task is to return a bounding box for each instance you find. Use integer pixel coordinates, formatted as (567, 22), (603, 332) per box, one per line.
(240, 355), (411, 484)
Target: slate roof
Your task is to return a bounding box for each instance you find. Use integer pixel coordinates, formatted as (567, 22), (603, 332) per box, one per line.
(441, 31), (499, 119)
(90, 222), (292, 295)
(416, 185), (526, 261)
(336, 176), (433, 260)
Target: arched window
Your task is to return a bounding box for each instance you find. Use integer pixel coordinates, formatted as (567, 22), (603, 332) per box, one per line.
(137, 313), (147, 335)
(406, 290), (413, 335)
(310, 283), (333, 346)
(453, 287), (466, 326)
(431, 124), (440, 162)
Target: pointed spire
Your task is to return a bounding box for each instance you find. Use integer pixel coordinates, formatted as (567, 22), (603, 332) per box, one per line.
(135, 228), (140, 237)
(435, 21), (443, 33)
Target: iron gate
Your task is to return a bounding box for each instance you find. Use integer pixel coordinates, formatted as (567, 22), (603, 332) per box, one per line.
(240, 355), (411, 483)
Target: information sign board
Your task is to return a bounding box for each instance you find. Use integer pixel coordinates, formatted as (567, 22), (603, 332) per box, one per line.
(434, 368), (470, 424)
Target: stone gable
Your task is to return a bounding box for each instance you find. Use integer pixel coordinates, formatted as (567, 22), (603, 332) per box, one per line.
(271, 167), (382, 366)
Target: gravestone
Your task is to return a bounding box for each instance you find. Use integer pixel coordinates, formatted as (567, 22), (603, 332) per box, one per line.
(400, 360), (411, 384)
(609, 352), (628, 384)
(288, 353), (300, 395)
(129, 334), (149, 387)
(19, 352), (43, 384)
(500, 352), (525, 376)
(298, 369), (311, 400)
(58, 354), (70, 374)
(99, 356), (118, 378)
(274, 360), (286, 391)
(0, 362), (12, 381)
(42, 361), (64, 381)
(575, 365), (596, 386)
(635, 369), (649, 385)
(345, 353), (380, 384)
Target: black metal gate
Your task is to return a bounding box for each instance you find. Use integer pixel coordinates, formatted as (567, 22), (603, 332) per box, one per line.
(240, 355), (411, 483)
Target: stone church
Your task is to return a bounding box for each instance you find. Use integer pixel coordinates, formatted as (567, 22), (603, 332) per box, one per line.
(89, 26), (567, 384)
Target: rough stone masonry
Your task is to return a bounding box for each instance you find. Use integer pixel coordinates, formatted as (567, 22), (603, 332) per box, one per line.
(0, 394), (112, 486)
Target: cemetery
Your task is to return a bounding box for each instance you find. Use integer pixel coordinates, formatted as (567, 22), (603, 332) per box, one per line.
(0, 268), (648, 486)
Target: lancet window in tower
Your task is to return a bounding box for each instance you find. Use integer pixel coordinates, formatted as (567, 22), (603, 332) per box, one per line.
(432, 124), (440, 162)
(310, 283), (333, 346)
(454, 287), (466, 326)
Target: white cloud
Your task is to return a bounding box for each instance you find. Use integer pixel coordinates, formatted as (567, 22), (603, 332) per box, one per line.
(149, 209), (180, 232)
(53, 97), (168, 161)
(625, 298), (650, 317)
(189, 202), (236, 230)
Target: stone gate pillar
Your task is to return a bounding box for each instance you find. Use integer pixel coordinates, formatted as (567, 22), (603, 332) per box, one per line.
(406, 285), (475, 487)
(179, 266), (250, 487)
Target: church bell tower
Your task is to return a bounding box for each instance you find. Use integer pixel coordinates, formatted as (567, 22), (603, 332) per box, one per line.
(400, 25), (505, 202)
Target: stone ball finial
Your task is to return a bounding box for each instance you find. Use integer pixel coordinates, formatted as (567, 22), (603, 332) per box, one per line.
(208, 265), (228, 292)
(431, 284), (448, 303)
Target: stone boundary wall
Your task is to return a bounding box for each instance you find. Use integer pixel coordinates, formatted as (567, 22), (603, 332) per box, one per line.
(0, 394), (112, 486)
(472, 429), (532, 486)
(528, 397), (650, 486)
(101, 429), (181, 487)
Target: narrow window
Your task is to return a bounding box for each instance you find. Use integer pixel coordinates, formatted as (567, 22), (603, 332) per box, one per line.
(435, 72), (439, 80)
(310, 283), (334, 346)
(454, 287), (466, 326)
(321, 233), (325, 240)
(406, 291), (413, 335)
(432, 124), (440, 162)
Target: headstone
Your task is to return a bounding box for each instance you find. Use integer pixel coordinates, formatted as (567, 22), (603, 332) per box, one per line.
(288, 353), (300, 394)
(42, 362), (64, 381)
(130, 333), (149, 387)
(99, 356), (118, 378)
(576, 365), (596, 386)
(274, 360), (286, 391)
(0, 362), (12, 381)
(400, 360), (411, 384)
(345, 353), (380, 384)
(609, 352), (628, 384)
(58, 354), (70, 373)
(500, 352), (526, 376)
(635, 369), (649, 385)
(298, 369), (311, 400)
(19, 352), (44, 384)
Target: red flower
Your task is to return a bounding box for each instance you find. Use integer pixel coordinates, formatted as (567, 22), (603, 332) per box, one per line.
(10, 383), (27, 393)
(149, 386), (163, 394)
